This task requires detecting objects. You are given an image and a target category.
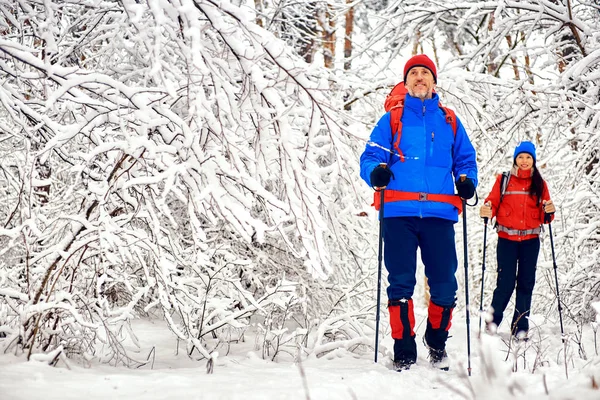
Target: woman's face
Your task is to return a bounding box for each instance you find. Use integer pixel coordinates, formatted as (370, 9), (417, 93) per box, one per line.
(515, 153), (534, 171)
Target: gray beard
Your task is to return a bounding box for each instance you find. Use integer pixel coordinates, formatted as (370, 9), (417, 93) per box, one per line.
(407, 88), (431, 100)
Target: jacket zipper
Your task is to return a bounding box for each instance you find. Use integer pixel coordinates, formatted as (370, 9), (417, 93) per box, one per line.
(430, 132), (434, 157)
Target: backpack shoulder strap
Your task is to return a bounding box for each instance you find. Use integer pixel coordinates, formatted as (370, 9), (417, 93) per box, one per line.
(439, 106), (458, 136)
(493, 171), (511, 229)
(389, 102), (406, 162)
(499, 171), (510, 204)
(389, 100), (404, 137)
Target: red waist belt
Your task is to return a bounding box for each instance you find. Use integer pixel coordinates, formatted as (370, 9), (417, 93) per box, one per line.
(372, 190), (463, 214)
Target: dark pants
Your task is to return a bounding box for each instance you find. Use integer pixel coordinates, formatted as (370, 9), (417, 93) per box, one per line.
(383, 217), (458, 307)
(384, 217), (457, 361)
(490, 237), (540, 334)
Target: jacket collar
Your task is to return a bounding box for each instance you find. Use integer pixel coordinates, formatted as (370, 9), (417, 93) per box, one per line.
(511, 165), (534, 178)
(405, 92), (440, 113)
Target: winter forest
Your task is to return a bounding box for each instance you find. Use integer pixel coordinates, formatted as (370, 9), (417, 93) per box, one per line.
(0, 0), (600, 389)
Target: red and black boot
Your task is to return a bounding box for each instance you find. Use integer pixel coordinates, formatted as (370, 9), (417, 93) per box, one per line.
(424, 301), (455, 371)
(389, 298), (417, 371)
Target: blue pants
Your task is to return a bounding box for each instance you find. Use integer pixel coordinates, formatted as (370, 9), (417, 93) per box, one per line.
(490, 237), (540, 334)
(383, 217), (458, 307)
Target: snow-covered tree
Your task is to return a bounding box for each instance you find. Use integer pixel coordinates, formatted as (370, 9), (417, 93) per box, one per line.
(0, 0), (373, 364)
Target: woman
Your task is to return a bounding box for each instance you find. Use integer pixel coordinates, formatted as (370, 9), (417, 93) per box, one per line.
(480, 141), (555, 339)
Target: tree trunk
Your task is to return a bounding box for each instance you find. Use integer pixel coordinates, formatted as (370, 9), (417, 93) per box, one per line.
(321, 5), (336, 69)
(254, 0), (263, 27)
(522, 32), (534, 84)
(412, 30), (422, 55)
(343, 0), (354, 111)
(487, 14), (497, 74)
(343, 1), (353, 71)
(505, 35), (520, 80)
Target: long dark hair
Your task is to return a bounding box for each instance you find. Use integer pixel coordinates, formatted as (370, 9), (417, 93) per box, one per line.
(515, 159), (544, 202)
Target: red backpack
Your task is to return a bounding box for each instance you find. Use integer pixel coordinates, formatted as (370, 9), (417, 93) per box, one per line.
(384, 82), (458, 162)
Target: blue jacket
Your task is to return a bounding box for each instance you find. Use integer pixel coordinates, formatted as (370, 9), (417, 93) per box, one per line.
(360, 93), (478, 222)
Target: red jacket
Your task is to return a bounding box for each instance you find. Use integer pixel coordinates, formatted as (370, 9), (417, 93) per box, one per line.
(485, 167), (554, 241)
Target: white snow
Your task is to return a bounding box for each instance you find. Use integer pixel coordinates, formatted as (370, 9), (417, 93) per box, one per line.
(2, 312), (599, 400)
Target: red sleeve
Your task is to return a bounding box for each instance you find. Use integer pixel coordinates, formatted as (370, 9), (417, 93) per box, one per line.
(484, 174), (503, 219)
(541, 179), (554, 223)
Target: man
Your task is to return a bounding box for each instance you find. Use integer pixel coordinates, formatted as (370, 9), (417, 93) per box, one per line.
(360, 54), (478, 371)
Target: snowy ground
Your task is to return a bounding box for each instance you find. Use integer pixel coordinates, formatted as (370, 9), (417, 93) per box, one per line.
(1, 310), (600, 400)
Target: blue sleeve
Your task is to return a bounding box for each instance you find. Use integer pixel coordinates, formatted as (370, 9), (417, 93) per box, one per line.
(452, 118), (478, 187)
(360, 112), (393, 187)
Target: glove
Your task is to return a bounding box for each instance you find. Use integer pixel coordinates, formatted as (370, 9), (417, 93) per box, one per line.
(456, 177), (475, 199)
(370, 165), (393, 188)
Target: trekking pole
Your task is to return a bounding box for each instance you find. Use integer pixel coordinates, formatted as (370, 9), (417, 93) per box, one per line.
(546, 212), (565, 342)
(478, 212), (488, 337)
(460, 175), (472, 376)
(375, 188), (385, 363)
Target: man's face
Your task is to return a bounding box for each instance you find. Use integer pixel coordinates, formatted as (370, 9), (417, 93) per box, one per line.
(405, 67), (435, 100)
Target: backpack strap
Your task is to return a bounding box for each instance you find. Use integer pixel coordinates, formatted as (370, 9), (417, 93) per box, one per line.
(440, 106), (457, 136)
(492, 171), (511, 229)
(499, 171), (510, 205)
(389, 102), (406, 162)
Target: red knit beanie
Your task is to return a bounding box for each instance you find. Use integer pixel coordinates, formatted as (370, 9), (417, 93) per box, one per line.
(403, 54), (437, 83)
